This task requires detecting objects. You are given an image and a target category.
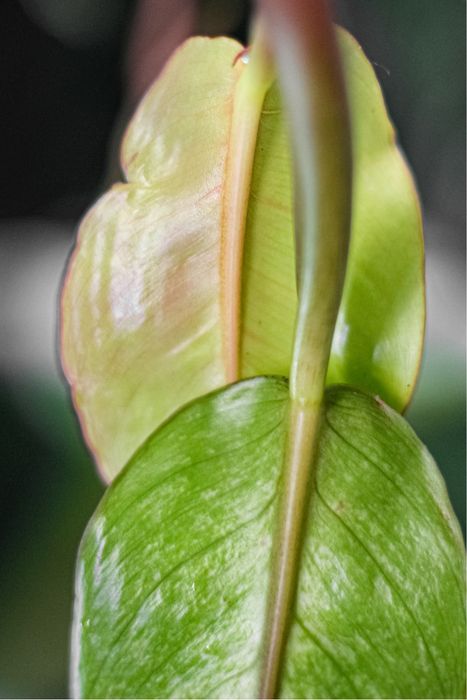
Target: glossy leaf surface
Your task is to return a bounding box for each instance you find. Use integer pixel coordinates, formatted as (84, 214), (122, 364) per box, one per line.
(242, 30), (424, 406)
(61, 38), (241, 480)
(73, 379), (464, 699)
(62, 31), (424, 481)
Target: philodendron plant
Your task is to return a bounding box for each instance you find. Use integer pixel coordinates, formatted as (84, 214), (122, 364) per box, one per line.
(61, 1), (465, 698)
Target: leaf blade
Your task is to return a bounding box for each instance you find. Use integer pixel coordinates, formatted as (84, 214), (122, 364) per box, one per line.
(327, 30), (425, 410)
(241, 28), (425, 413)
(62, 30), (425, 480)
(281, 387), (465, 698)
(62, 182), (228, 479)
(73, 380), (465, 698)
(72, 377), (288, 698)
(62, 38), (243, 479)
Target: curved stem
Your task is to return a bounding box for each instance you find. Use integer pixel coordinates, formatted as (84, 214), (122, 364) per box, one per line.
(256, 1), (353, 697)
(221, 21), (274, 381)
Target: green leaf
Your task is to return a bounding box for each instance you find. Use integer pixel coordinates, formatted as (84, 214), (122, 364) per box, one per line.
(243, 29), (424, 411)
(73, 378), (465, 699)
(61, 29), (424, 481)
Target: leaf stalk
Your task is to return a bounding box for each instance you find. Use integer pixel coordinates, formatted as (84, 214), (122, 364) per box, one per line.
(256, 1), (352, 696)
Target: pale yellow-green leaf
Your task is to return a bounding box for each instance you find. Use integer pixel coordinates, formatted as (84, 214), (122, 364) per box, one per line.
(62, 31), (424, 481)
(62, 38), (243, 479)
(241, 29), (424, 413)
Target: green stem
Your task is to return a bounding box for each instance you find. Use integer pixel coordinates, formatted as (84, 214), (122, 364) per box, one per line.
(255, 1), (352, 697)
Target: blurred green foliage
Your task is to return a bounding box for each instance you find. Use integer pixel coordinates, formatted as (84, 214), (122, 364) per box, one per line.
(0, 380), (103, 698)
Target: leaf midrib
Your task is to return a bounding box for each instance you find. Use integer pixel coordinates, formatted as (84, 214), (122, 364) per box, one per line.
(220, 44), (273, 383)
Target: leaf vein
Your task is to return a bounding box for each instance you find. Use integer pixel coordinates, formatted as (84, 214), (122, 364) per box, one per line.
(315, 488), (447, 696)
(88, 490), (278, 694)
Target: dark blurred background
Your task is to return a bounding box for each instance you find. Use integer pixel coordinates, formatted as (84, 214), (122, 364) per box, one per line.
(0, 1), (465, 696)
